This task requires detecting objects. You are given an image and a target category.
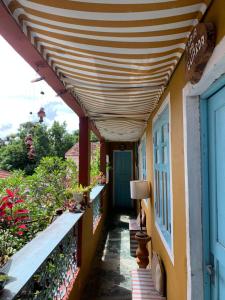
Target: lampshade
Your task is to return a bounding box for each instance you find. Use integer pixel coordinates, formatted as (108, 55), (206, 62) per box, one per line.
(130, 180), (150, 200)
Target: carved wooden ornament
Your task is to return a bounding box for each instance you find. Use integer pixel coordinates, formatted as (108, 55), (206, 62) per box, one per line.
(185, 23), (216, 84)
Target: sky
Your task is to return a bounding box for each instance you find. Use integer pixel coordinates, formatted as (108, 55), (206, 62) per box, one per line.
(0, 36), (79, 139)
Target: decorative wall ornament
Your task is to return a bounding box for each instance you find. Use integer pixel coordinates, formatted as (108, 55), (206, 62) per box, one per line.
(37, 107), (46, 123)
(185, 23), (216, 84)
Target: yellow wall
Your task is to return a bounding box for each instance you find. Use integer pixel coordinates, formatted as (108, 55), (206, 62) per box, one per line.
(143, 1), (225, 299)
(69, 186), (109, 300)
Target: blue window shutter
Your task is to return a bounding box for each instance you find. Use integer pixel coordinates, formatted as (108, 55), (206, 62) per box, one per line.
(141, 137), (146, 179)
(153, 105), (172, 248)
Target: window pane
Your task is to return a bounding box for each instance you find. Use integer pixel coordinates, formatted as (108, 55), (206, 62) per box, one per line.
(153, 105), (172, 250)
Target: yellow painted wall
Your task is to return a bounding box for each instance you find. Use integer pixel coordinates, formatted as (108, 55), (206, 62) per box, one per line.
(143, 1), (225, 299)
(69, 186), (109, 300)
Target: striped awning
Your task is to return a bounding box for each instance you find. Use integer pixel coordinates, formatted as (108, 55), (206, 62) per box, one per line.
(3, 0), (210, 141)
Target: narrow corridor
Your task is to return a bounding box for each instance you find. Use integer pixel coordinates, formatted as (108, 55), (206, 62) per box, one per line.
(81, 213), (137, 300)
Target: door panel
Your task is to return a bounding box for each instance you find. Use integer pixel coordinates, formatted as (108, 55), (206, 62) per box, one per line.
(207, 85), (225, 299)
(114, 151), (132, 209)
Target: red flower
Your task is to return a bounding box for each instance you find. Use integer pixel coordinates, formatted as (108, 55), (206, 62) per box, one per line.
(6, 202), (13, 209)
(15, 199), (24, 204)
(14, 216), (29, 223)
(17, 231), (24, 236)
(15, 209), (29, 214)
(18, 224), (27, 229)
(0, 203), (7, 210)
(1, 196), (9, 202)
(0, 211), (5, 217)
(6, 189), (14, 197)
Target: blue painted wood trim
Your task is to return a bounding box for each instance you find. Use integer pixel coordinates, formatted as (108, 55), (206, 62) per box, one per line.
(201, 74), (225, 99)
(200, 76), (225, 300)
(90, 185), (105, 202)
(200, 98), (211, 300)
(0, 212), (83, 300)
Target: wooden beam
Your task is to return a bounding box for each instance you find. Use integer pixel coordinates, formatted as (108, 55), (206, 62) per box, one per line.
(100, 139), (106, 176)
(90, 121), (102, 141)
(79, 117), (90, 187)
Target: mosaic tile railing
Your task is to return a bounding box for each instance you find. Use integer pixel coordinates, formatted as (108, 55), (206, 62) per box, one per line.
(0, 212), (82, 300)
(90, 185), (105, 230)
(93, 194), (102, 229)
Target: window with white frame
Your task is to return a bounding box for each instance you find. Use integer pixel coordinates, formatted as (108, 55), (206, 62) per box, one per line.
(139, 134), (146, 180)
(153, 104), (172, 249)
(138, 134), (148, 207)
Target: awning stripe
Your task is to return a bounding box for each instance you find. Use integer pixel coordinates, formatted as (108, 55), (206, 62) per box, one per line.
(3, 0), (211, 141)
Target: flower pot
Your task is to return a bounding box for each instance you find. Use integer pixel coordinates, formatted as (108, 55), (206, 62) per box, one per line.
(72, 192), (83, 203)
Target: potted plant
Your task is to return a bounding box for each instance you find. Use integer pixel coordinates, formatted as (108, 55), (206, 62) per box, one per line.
(95, 172), (106, 185)
(65, 184), (92, 212)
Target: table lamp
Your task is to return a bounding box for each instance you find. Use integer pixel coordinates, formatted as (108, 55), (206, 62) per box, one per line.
(130, 180), (151, 268)
(130, 180), (150, 234)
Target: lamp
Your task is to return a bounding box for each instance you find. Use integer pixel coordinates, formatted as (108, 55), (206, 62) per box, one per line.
(130, 180), (150, 233)
(130, 180), (151, 268)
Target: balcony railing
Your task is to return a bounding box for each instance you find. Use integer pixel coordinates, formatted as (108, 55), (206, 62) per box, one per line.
(0, 212), (82, 300)
(0, 185), (106, 300)
(90, 185), (105, 231)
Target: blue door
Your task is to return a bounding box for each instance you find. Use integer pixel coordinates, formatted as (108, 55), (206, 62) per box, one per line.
(202, 84), (225, 300)
(114, 151), (132, 209)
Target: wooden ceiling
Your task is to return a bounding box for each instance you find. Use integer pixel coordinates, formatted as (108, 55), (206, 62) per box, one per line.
(3, 0), (211, 141)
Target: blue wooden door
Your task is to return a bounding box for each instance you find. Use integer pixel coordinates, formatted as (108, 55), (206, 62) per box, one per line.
(114, 151), (132, 209)
(204, 85), (225, 299)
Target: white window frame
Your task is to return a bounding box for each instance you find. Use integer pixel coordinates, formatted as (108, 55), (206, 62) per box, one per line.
(138, 132), (148, 207)
(152, 94), (174, 264)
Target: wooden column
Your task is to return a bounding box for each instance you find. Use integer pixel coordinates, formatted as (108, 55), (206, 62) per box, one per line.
(100, 139), (106, 175)
(79, 117), (90, 186)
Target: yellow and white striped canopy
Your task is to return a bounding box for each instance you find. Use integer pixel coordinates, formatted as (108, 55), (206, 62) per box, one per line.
(3, 0), (210, 141)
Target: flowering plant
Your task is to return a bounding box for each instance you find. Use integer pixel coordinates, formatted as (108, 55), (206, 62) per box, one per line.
(0, 189), (30, 236)
(93, 172), (106, 185)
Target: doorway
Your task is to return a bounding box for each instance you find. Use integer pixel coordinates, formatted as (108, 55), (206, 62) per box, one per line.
(113, 150), (133, 209)
(201, 82), (225, 300)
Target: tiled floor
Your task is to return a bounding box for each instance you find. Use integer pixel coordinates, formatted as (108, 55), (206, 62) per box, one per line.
(81, 213), (137, 300)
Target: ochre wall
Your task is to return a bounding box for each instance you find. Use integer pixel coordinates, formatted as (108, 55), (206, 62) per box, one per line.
(69, 185), (109, 300)
(143, 1), (225, 299)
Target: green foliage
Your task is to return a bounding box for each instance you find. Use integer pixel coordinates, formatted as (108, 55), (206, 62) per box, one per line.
(90, 146), (100, 183)
(0, 170), (27, 196)
(0, 121), (77, 174)
(0, 140), (27, 171)
(0, 157), (78, 264)
(90, 131), (98, 142)
(49, 122), (75, 157)
(27, 156), (77, 214)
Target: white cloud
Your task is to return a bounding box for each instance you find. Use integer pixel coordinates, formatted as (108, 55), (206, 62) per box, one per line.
(0, 36), (79, 138)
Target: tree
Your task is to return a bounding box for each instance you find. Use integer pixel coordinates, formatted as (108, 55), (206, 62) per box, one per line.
(0, 121), (77, 174)
(48, 121), (74, 158)
(0, 140), (27, 171)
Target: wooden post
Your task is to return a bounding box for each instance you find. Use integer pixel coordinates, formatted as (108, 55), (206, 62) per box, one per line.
(79, 117), (90, 186)
(100, 139), (106, 176)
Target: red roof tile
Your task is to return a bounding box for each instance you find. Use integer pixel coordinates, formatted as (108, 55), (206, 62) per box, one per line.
(0, 170), (11, 179)
(65, 142), (100, 158)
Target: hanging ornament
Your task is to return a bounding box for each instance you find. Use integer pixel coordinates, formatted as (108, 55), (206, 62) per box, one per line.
(24, 134), (36, 160)
(37, 107), (46, 123)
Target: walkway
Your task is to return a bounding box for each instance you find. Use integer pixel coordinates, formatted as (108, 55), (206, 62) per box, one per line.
(81, 213), (137, 300)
